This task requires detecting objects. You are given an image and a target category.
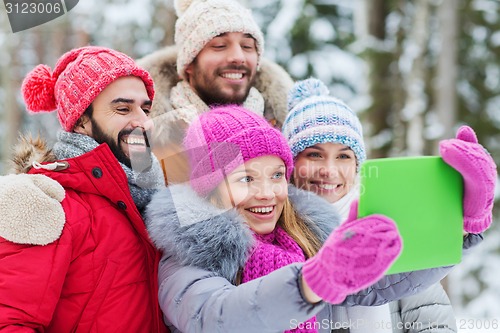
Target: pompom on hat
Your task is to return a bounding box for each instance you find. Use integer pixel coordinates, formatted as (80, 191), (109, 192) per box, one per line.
(22, 46), (155, 132)
(282, 78), (366, 168)
(174, 0), (265, 79)
(184, 105), (293, 196)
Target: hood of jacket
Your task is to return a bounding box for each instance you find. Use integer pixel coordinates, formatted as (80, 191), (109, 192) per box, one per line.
(136, 45), (294, 128)
(9, 134), (57, 174)
(145, 183), (340, 283)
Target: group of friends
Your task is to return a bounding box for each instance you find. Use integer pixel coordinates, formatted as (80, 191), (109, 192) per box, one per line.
(0, 0), (497, 332)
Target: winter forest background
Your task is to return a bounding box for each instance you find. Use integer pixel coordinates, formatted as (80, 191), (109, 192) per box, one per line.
(1, 0), (499, 328)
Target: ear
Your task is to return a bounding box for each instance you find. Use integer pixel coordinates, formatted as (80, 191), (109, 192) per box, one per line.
(184, 63), (193, 81)
(73, 115), (91, 136)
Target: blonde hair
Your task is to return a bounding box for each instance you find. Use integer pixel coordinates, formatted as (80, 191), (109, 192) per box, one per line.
(278, 198), (322, 259)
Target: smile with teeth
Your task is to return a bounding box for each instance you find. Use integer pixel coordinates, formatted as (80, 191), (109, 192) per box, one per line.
(316, 183), (342, 190)
(123, 136), (145, 146)
(221, 72), (244, 80)
(247, 206), (274, 214)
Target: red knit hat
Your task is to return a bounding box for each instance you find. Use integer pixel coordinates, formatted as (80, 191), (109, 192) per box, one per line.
(21, 46), (155, 131)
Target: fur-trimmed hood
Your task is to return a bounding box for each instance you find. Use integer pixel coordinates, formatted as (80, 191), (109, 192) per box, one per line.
(144, 183), (340, 283)
(9, 135), (57, 174)
(136, 45), (294, 127)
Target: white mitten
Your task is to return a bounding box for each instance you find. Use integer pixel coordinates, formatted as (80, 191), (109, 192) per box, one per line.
(0, 174), (65, 245)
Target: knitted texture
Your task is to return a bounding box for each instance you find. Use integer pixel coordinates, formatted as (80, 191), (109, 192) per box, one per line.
(174, 0), (264, 79)
(184, 105), (293, 196)
(282, 78), (365, 167)
(22, 46), (155, 131)
(242, 226), (317, 333)
(302, 201), (402, 304)
(439, 126), (497, 233)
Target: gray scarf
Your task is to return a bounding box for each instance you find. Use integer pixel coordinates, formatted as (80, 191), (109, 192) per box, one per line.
(53, 131), (164, 213)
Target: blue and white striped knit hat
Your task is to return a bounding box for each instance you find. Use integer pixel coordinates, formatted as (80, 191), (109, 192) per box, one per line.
(282, 78), (366, 168)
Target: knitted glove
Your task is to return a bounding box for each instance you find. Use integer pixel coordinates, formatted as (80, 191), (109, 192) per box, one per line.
(302, 201), (402, 304)
(440, 126), (497, 234)
(0, 174), (66, 245)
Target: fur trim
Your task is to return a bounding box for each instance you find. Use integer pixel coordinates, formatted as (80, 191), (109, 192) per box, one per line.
(287, 185), (339, 243)
(144, 184), (339, 282)
(9, 134), (56, 174)
(0, 174), (65, 245)
(136, 45), (294, 126)
(137, 46), (180, 119)
(145, 184), (254, 283)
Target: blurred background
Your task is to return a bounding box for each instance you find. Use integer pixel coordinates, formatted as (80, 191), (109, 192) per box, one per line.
(1, 0), (499, 325)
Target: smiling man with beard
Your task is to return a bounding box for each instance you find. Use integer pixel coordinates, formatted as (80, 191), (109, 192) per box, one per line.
(0, 46), (168, 333)
(137, 0), (295, 184)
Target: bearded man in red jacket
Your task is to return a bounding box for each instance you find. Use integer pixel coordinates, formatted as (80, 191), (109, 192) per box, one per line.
(0, 46), (168, 333)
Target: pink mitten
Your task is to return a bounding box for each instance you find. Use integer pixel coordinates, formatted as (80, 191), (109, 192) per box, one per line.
(302, 201), (402, 304)
(439, 126), (497, 234)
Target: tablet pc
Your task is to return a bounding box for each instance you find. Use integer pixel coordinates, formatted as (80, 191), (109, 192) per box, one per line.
(358, 156), (463, 274)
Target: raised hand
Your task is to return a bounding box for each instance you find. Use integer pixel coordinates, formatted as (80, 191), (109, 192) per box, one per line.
(302, 201), (402, 304)
(440, 126), (497, 234)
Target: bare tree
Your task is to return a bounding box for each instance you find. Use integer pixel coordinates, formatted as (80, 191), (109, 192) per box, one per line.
(433, 0), (458, 152)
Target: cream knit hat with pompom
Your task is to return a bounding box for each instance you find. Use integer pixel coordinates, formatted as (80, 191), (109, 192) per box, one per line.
(174, 0), (264, 79)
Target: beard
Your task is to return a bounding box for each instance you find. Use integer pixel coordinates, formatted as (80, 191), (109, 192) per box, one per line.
(90, 117), (153, 171)
(190, 64), (256, 106)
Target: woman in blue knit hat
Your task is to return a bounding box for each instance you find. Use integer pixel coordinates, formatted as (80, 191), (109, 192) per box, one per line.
(282, 78), (496, 333)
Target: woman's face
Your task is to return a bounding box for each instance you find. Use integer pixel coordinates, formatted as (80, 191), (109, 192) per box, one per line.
(215, 155), (288, 235)
(293, 142), (357, 203)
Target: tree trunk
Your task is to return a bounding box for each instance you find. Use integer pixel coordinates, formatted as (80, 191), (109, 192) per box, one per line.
(433, 0), (458, 152)
(401, 0), (431, 156)
(360, 0), (393, 158)
(1, 34), (22, 172)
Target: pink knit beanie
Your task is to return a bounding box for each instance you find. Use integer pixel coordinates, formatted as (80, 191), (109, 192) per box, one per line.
(184, 105), (293, 196)
(21, 46), (155, 132)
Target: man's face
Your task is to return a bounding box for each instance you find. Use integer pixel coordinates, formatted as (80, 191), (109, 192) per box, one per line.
(185, 32), (259, 106)
(75, 76), (153, 169)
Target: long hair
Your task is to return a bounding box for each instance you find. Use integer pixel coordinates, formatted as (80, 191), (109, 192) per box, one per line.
(278, 198), (322, 259)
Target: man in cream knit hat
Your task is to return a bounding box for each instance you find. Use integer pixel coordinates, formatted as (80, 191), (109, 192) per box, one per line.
(137, 0), (294, 184)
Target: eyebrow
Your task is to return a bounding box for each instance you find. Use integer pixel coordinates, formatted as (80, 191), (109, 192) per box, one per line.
(307, 145), (352, 152)
(229, 164), (284, 175)
(111, 98), (152, 106)
(214, 32), (255, 40)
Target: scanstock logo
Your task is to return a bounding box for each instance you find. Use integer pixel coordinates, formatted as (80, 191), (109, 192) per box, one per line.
(4, 0), (79, 33)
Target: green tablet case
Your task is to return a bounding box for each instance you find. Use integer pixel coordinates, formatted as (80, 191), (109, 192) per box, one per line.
(358, 156), (463, 274)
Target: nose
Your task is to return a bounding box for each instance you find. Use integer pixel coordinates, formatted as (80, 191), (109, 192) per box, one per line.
(253, 180), (276, 201)
(227, 44), (245, 65)
(130, 108), (151, 129)
(318, 161), (339, 178)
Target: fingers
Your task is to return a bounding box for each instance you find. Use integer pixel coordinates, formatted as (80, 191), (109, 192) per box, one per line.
(456, 125), (478, 144)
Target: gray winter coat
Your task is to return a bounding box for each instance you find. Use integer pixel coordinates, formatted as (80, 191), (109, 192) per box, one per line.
(145, 184), (482, 333)
(330, 282), (457, 333)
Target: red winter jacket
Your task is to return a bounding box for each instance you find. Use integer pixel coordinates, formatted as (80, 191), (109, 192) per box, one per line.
(0, 143), (168, 333)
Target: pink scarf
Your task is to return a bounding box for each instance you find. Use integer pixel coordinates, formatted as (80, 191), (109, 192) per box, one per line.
(242, 226), (317, 333)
